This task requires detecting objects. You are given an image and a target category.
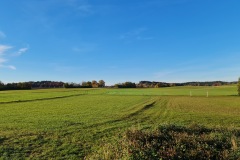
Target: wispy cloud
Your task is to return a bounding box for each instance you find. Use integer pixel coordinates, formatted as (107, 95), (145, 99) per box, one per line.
(0, 65), (16, 70)
(8, 65), (16, 70)
(13, 47), (29, 56)
(0, 44), (28, 70)
(0, 58), (7, 63)
(0, 44), (15, 70)
(120, 28), (153, 42)
(0, 31), (6, 39)
(0, 45), (12, 55)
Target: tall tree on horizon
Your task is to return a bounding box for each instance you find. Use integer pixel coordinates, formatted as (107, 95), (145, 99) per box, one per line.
(92, 80), (98, 88)
(0, 81), (4, 90)
(98, 80), (105, 87)
(238, 78), (240, 96)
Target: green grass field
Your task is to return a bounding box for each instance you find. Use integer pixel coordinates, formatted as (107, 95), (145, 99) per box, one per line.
(0, 86), (239, 159)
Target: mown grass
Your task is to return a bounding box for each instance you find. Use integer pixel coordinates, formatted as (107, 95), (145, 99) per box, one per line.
(0, 86), (239, 159)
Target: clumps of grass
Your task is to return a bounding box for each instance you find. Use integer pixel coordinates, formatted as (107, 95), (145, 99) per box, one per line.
(91, 124), (240, 160)
(126, 125), (240, 160)
(86, 135), (130, 160)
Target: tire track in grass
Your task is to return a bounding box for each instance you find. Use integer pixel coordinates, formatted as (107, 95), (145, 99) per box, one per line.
(148, 97), (176, 124)
(0, 93), (86, 104)
(67, 97), (165, 158)
(86, 98), (173, 158)
(135, 97), (174, 128)
(79, 98), (160, 148)
(84, 97), (159, 130)
(122, 101), (156, 120)
(0, 90), (111, 104)
(159, 98), (171, 121)
(137, 98), (169, 126)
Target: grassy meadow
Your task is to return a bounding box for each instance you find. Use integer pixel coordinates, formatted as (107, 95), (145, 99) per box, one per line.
(0, 85), (240, 159)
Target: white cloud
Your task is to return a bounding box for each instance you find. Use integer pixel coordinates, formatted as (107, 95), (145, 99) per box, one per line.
(7, 65), (16, 70)
(0, 45), (12, 69)
(0, 31), (28, 70)
(15, 47), (28, 56)
(0, 65), (16, 70)
(0, 58), (7, 63)
(0, 45), (12, 55)
(0, 44), (28, 70)
(0, 31), (6, 39)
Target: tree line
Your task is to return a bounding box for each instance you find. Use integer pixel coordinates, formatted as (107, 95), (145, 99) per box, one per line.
(64, 80), (105, 88)
(114, 82), (136, 88)
(0, 81), (32, 90)
(0, 80), (239, 92)
(0, 80), (105, 90)
(0, 81), (64, 90)
(137, 81), (237, 88)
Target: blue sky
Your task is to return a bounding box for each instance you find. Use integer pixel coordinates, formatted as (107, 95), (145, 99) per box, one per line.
(0, 0), (240, 85)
